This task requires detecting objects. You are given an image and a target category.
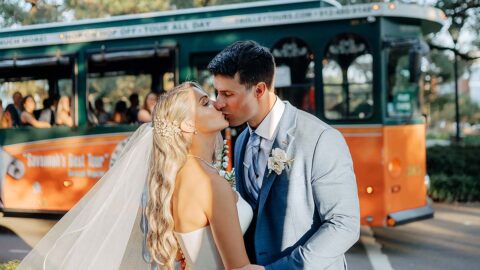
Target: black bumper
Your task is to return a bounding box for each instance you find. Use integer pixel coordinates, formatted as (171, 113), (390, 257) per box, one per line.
(387, 203), (434, 226)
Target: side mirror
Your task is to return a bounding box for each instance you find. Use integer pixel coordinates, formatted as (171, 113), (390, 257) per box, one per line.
(408, 50), (421, 83)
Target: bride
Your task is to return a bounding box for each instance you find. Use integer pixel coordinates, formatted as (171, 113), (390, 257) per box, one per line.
(16, 82), (262, 270)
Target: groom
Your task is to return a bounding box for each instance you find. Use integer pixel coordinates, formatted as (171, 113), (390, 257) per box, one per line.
(208, 41), (360, 270)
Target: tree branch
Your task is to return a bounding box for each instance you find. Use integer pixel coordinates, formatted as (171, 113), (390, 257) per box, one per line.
(428, 42), (480, 61)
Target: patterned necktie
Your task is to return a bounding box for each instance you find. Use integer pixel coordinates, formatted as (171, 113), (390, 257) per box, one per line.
(245, 132), (261, 201)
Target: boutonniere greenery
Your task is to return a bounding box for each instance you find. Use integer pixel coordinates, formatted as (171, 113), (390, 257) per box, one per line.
(267, 148), (293, 175)
(215, 140), (236, 187)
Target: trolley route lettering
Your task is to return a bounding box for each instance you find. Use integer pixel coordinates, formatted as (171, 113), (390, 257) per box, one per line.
(25, 153), (66, 168)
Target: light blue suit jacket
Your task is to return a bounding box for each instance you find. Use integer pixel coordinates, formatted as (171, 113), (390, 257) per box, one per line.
(234, 102), (360, 270)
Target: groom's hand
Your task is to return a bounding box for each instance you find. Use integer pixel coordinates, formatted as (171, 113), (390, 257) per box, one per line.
(233, 264), (265, 270)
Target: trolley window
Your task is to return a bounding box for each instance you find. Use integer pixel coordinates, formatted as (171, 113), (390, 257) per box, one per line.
(322, 33), (373, 120)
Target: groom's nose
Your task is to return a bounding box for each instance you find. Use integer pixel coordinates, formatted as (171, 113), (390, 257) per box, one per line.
(214, 98), (225, 110)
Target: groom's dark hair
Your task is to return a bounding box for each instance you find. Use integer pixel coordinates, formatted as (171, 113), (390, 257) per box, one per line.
(207, 40), (275, 90)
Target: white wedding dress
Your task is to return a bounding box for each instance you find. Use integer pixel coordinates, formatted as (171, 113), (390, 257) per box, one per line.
(16, 124), (252, 270)
(174, 191), (253, 270)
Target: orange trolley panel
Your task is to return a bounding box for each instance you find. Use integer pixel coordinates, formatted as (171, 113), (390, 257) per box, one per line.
(2, 133), (130, 212)
(383, 124), (427, 215)
(338, 125), (385, 226)
(338, 124), (428, 227)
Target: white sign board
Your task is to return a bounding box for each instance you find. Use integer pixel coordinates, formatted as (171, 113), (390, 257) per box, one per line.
(275, 65), (292, 88)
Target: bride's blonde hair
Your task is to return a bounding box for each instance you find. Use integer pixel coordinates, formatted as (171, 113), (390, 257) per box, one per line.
(146, 82), (201, 269)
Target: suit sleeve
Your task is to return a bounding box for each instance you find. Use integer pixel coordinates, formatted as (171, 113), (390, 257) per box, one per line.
(265, 128), (360, 270)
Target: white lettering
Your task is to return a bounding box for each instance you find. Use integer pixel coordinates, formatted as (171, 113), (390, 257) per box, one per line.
(68, 154), (85, 168)
(68, 170), (86, 177)
(87, 170), (106, 178)
(0, 4), (442, 50)
(88, 153), (105, 168)
(25, 154), (67, 168)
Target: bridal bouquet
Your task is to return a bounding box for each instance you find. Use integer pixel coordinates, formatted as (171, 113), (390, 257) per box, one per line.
(215, 140), (236, 188)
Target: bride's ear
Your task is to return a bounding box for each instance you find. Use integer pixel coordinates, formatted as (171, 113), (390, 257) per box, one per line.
(181, 120), (196, 134)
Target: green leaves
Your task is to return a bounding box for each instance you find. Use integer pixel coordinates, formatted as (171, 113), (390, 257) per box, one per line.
(427, 145), (480, 202)
(0, 0), (27, 27)
(0, 0), (260, 26)
(0, 260), (20, 270)
(429, 174), (479, 202)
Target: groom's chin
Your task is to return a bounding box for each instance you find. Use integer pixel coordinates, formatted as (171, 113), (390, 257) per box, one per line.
(223, 116), (246, 128)
(228, 122), (245, 128)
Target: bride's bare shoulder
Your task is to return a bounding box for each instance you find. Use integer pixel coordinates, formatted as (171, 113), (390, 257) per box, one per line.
(177, 160), (233, 205)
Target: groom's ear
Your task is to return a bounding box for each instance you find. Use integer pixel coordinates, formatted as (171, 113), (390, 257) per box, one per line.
(255, 82), (267, 98)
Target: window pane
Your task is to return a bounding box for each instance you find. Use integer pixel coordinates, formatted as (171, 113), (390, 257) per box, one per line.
(196, 68), (216, 100)
(323, 33), (374, 120)
(272, 37), (316, 114)
(56, 79), (74, 127)
(323, 59), (343, 84)
(87, 74), (151, 125)
(348, 54), (373, 83)
(324, 85), (345, 120)
(387, 47), (420, 118)
(163, 72), (175, 92)
(348, 54), (373, 119)
(323, 59), (344, 119)
(0, 80), (52, 128)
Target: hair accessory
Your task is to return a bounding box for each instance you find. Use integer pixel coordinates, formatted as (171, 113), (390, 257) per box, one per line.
(155, 119), (182, 142)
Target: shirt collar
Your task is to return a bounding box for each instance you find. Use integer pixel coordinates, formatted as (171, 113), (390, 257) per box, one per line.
(248, 97), (285, 141)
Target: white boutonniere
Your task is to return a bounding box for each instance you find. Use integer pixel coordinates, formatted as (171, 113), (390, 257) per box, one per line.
(215, 140), (236, 188)
(267, 148), (293, 175)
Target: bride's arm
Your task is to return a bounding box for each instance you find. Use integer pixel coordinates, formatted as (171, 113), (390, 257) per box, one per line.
(203, 174), (250, 269)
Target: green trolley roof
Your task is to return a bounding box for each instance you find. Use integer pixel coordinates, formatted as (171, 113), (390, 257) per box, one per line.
(0, 0), (445, 50)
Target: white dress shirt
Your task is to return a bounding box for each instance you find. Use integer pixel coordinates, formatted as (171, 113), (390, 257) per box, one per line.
(244, 97), (285, 191)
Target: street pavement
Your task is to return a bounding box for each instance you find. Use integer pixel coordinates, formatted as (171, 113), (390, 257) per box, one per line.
(1, 203), (479, 269)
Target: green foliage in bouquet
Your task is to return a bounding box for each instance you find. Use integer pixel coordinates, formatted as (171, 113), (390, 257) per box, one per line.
(0, 260), (20, 270)
(215, 140), (235, 188)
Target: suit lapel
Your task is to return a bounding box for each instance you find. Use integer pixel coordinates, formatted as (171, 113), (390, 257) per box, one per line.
(256, 102), (297, 220)
(235, 130), (251, 204)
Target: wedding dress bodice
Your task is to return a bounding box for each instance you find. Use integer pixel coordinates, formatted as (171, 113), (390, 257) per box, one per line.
(173, 191), (253, 270)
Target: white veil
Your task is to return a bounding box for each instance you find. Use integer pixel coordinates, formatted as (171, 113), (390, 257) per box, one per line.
(17, 123), (155, 270)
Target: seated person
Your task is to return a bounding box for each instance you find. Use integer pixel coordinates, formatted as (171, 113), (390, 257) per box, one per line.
(87, 101), (99, 126)
(5, 91), (22, 127)
(137, 92), (158, 123)
(110, 100), (128, 124)
(0, 99), (12, 128)
(126, 93), (139, 124)
(56, 96), (73, 127)
(94, 98), (110, 125)
(38, 97), (56, 126)
(1, 110), (12, 128)
(20, 95), (51, 128)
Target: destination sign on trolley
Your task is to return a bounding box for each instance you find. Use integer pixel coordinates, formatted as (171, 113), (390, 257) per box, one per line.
(0, 3), (445, 50)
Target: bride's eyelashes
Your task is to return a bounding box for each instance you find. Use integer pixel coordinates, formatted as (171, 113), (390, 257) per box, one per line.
(201, 99), (215, 108)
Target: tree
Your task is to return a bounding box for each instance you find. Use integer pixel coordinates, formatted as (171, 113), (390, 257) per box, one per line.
(0, 0), (62, 27)
(431, 0), (480, 61)
(429, 0), (480, 141)
(63, 0), (258, 20)
(63, 0), (171, 20)
(0, 0), (27, 27)
(0, 0), (260, 26)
